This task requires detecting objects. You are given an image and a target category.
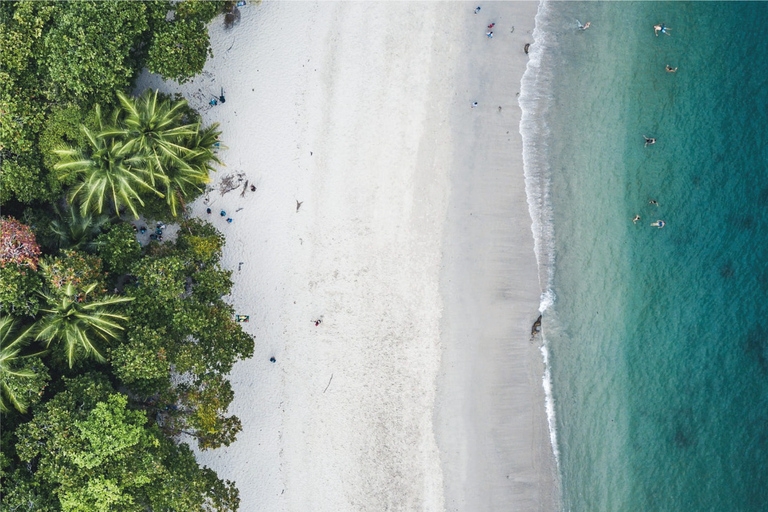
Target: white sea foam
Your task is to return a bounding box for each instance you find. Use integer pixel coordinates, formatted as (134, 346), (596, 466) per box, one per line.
(519, 0), (561, 470)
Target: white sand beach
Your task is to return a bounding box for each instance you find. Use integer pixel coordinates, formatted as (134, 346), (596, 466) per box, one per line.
(136, 2), (556, 510)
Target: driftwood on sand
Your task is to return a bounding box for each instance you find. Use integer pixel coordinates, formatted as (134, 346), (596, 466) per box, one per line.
(531, 314), (542, 339)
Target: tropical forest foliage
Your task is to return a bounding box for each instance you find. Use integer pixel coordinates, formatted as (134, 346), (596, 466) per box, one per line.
(0, 2), (253, 511)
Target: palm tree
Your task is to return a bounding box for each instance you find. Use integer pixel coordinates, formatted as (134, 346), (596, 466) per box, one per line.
(161, 122), (222, 216)
(54, 105), (162, 219)
(48, 203), (111, 252)
(115, 90), (198, 188)
(35, 282), (133, 368)
(0, 317), (47, 414)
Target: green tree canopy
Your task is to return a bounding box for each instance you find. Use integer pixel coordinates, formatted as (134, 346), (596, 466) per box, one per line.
(0, 263), (43, 318)
(0, 0), (223, 205)
(95, 222), (143, 276)
(40, 250), (108, 301)
(15, 373), (240, 511)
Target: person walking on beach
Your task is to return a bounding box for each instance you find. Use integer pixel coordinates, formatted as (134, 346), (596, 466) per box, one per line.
(654, 24), (670, 36)
(486, 31), (493, 39)
(665, 64), (678, 73)
(487, 23), (495, 29)
(474, 6), (481, 14)
(644, 135), (656, 147)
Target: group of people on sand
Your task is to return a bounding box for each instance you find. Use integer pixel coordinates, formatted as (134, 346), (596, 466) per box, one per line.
(474, 6), (497, 39)
(631, 21), (680, 230)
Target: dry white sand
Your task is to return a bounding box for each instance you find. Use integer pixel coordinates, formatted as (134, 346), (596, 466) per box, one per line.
(136, 2), (556, 511)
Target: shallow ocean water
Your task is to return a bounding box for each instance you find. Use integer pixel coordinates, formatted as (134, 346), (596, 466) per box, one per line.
(521, 2), (768, 510)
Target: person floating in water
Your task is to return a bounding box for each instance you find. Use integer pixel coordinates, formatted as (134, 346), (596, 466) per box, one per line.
(644, 135), (656, 147)
(633, 215), (641, 224)
(649, 200), (659, 206)
(577, 20), (591, 30)
(651, 220), (666, 228)
(654, 24), (670, 36)
(665, 64), (678, 73)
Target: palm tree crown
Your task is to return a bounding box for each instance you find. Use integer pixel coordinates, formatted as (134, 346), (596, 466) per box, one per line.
(55, 90), (221, 219)
(35, 282), (134, 368)
(0, 317), (47, 414)
(48, 204), (111, 252)
(55, 106), (162, 219)
(116, 90), (199, 188)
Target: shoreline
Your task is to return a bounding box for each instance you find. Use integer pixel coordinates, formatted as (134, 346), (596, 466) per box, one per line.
(136, 2), (557, 510)
(434, 2), (559, 510)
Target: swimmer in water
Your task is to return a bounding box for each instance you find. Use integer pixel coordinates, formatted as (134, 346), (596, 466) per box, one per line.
(644, 135), (656, 147)
(665, 64), (678, 73)
(633, 215), (641, 224)
(578, 21), (591, 30)
(651, 220), (666, 228)
(654, 24), (670, 36)
(649, 200), (659, 206)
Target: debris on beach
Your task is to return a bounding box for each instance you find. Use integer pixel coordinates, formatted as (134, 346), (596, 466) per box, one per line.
(531, 314), (542, 339)
(219, 172), (246, 196)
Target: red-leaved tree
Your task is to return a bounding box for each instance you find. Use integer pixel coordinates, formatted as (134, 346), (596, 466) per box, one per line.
(0, 217), (42, 270)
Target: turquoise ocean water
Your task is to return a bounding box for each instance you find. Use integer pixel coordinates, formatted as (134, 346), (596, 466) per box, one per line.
(520, 2), (768, 510)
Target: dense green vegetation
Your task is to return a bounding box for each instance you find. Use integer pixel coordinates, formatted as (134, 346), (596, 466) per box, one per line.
(0, 2), (254, 510)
